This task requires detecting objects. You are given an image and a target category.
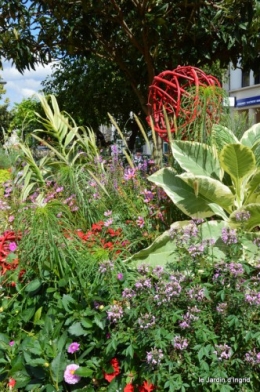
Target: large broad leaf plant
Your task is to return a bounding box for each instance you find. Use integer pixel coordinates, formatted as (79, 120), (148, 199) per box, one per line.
(127, 123), (260, 267)
(149, 123), (260, 231)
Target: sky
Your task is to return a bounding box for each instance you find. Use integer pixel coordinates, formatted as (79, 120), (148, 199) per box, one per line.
(0, 60), (54, 108)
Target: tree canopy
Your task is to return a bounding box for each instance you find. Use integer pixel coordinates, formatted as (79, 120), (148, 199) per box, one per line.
(0, 0), (260, 115)
(41, 56), (141, 129)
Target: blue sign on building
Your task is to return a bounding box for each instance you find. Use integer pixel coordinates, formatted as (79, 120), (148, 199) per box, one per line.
(236, 95), (260, 107)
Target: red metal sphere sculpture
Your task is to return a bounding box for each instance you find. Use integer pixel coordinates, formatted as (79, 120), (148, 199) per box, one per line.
(146, 65), (222, 141)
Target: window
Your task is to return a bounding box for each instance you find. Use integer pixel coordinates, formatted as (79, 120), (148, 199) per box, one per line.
(242, 70), (250, 87)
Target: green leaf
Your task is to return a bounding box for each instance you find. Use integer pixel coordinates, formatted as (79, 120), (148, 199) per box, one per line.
(62, 294), (77, 312)
(50, 352), (65, 384)
(220, 143), (256, 183)
(219, 143), (256, 206)
(0, 333), (10, 344)
(68, 322), (87, 336)
(25, 279), (42, 294)
(208, 203), (228, 220)
(81, 319), (93, 329)
(21, 306), (36, 322)
(94, 314), (105, 330)
(33, 307), (43, 324)
(74, 366), (93, 377)
(179, 173), (234, 213)
(149, 168), (214, 218)
(245, 169), (260, 202)
(171, 140), (223, 180)
(211, 124), (239, 152)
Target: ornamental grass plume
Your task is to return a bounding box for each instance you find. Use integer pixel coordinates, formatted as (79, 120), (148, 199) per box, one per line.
(64, 364), (81, 384)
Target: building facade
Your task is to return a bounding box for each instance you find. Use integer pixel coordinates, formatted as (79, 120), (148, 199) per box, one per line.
(225, 65), (260, 124)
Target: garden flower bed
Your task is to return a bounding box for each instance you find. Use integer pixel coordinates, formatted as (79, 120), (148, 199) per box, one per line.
(1, 94), (260, 391)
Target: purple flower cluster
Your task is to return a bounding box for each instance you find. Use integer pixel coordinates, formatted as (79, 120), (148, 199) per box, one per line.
(181, 222), (199, 242)
(226, 262), (244, 277)
(154, 276), (182, 305)
(0, 199), (11, 211)
(173, 336), (189, 350)
(146, 348), (164, 366)
(63, 194), (79, 211)
(107, 304), (123, 323)
(245, 291), (260, 305)
(135, 277), (152, 290)
(141, 189), (154, 203)
(179, 306), (200, 329)
(137, 264), (150, 274)
(138, 313), (156, 329)
(187, 243), (205, 257)
(187, 286), (205, 301)
(216, 302), (228, 314)
(214, 344), (232, 360)
(122, 288), (136, 299)
(221, 228), (238, 244)
(152, 266), (164, 277)
(235, 211), (250, 221)
(124, 167), (136, 181)
(3, 181), (13, 198)
(213, 261), (244, 283)
(99, 260), (114, 274)
(111, 144), (119, 156)
(245, 349), (260, 365)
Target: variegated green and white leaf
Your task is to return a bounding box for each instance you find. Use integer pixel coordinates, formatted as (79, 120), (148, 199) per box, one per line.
(171, 140), (223, 180)
(208, 203), (229, 221)
(252, 142), (260, 167)
(240, 123), (260, 148)
(178, 173), (234, 213)
(211, 124), (239, 152)
(149, 168), (216, 218)
(219, 144), (256, 197)
(245, 169), (260, 203)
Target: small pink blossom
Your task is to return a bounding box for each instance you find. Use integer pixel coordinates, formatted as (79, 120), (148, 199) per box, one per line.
(67, 342), (80, 354)
(104, 210), (112, 216)
(104, 218), (113, 227)
(9, 242), (17, 252)
(9, 341), (15, 346)
(136, 216), (145, 228)
(8, 215), (15, 222)
(64, 364), (81, 384)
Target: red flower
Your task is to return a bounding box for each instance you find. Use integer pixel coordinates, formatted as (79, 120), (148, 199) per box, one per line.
(103, 241), (114, 249)
(107, 228), (122, 237)
(104, 358), (120, 382)
(8, 378), (16, 387)
(0, 231), (21, 276)
(91, 221), (104, 232)
(138, 381), (155, 392)
(124, 384), (135, 392)
(75, 230), (87, 240)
